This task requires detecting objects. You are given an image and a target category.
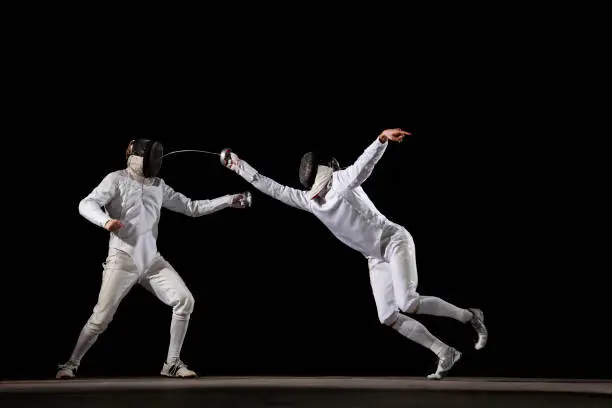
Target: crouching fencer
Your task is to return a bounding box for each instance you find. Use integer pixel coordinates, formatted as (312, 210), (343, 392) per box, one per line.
(56, 139), (251, 379)
(221, 129), (488, 380)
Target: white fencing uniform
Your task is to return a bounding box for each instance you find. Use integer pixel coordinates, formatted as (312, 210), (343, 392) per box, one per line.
(227, 138), (486, 379)
(59, 158), (241, 377)
(233, 139), (419, 323)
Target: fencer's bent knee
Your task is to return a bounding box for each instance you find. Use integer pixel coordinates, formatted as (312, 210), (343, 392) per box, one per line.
(86, 313), (112, 335)
(399, 294), (420, 314)
(86, 299), (120, 334)
(379, 310), (400, 326)
(173, 290), (195, 317)
(183, 292), (195, 315)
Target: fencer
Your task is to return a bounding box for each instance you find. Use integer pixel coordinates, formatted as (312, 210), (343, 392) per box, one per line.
(221, 129), (488, 380)
(57, 139), (251, 379)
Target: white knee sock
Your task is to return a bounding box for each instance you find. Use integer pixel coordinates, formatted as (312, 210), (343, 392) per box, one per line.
(392, 314), (447, 357)
(416, 296), (473, 323)
(166, 315), (190, 364)
(69, 324), (100, 365)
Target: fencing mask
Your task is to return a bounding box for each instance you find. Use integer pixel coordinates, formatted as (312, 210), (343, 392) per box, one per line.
(299, 151), (340, 190)
(126, 139), (163, 178)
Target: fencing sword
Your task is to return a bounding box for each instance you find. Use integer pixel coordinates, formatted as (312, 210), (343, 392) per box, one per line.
(161, 148), (251, 207)
(162, 148), (233, 166)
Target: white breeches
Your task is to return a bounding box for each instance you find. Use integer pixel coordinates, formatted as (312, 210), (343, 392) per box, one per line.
(369, 227), (420, 326)
(85, 248), (195, 335)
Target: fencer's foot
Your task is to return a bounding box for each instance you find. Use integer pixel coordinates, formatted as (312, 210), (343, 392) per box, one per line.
(427, 346), (462, 380)
(469, 308), (488, 350)
(56, 361), (78, 379)
(160, 360), (197, 378)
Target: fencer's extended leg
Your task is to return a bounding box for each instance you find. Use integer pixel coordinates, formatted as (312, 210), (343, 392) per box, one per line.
(141, 256), (197, 378)
(386, 228), (488, 351)
(57, 250), (139, 379)
(368, 257), (461, 380)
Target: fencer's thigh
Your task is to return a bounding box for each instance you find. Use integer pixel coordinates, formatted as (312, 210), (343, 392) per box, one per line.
(89, 249), (140, 325)
(140, 256), (192, 308)
(387, 230), (418, 288)
(368, 257), (398, 325)
(386, 229), (419, 312)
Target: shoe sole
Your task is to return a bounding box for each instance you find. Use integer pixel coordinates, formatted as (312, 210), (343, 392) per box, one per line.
(160, 373), (198, 379)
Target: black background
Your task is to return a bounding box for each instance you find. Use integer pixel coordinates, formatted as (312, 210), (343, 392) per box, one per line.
(1, 15), (607, 381)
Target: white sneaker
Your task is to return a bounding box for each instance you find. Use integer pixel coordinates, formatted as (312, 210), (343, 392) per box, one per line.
(56, 361), (78, 379)
(160, 360), (197, 378)
(427, 346), (462, 380)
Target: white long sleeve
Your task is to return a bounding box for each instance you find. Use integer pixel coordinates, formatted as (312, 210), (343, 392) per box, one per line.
(234, 160), (311, 212)
(229, 142), (399, 260)
(333, 138), (388, 190)
(78, 172), (118, 228)
(162, 181), (232, 217)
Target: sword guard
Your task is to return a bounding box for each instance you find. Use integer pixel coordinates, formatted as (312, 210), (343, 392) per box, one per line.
(220, 148), (232, 167)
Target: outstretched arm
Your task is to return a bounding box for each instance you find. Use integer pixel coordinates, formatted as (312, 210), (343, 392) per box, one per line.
(162, 181), (249, 217)
(223, 153), (311, 212)
(334, 128), (410, 190)
(78, 172), (120, 229)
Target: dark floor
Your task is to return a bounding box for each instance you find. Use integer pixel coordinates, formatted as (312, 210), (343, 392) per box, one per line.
(1, 377), (611, 408)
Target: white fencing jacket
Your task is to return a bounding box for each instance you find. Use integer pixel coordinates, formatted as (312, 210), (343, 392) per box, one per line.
(234, 138), (401, 260)
(79, 168), (234, 272)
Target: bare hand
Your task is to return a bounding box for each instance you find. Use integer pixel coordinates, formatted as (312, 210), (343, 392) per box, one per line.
(104, 219), (124, 231)
(378, 128), (411, 143)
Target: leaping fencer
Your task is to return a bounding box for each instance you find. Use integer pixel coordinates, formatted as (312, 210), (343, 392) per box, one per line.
(221, 129), (488, 380)
(57, 139), (251, 379)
